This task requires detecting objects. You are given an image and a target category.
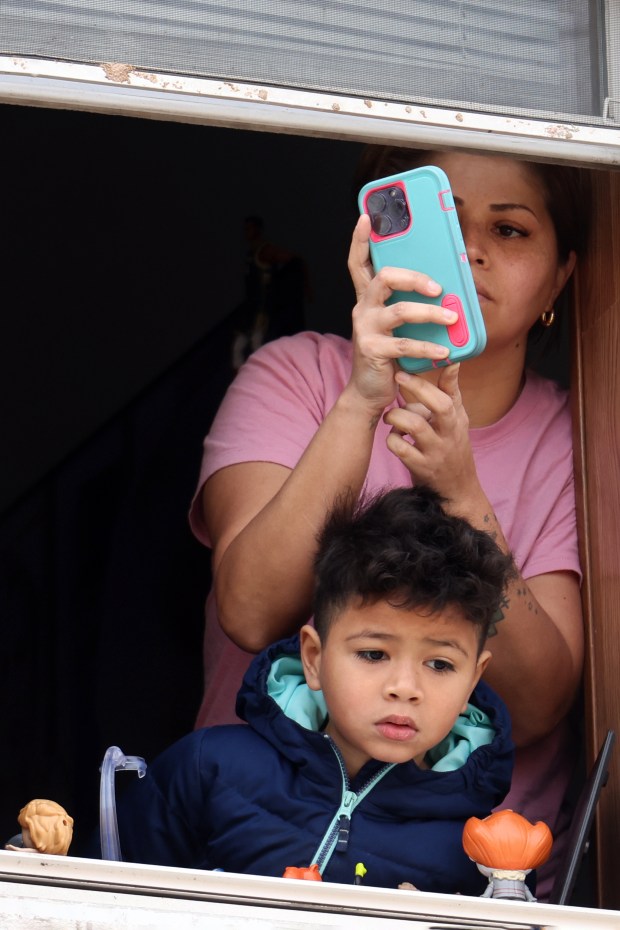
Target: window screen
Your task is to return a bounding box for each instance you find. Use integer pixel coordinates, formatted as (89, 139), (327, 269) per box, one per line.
(0, 1), (609, 124)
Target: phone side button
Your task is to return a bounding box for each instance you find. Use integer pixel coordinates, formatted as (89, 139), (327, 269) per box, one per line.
(442, 294), (469, 347)
(438, 189), (455, 211)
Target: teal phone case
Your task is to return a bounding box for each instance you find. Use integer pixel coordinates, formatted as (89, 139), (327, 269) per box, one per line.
(358, 165), (486, 373)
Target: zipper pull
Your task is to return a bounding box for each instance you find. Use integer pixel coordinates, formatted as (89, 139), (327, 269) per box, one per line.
(336, 790), (357, 852)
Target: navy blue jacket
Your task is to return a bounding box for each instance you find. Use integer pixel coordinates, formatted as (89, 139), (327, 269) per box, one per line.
(113, 635), (513, 893)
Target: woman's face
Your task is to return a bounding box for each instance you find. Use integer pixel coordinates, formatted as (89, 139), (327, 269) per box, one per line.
(427, 152), (576, 354)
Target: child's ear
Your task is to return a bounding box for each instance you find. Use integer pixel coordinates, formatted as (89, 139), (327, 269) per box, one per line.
(300, 625), (323, 691)
(462, 649), (492, 713)
(476, 649), (492, 681)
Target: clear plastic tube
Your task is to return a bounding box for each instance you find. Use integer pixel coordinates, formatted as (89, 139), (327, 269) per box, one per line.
(99, 745), (147, 861)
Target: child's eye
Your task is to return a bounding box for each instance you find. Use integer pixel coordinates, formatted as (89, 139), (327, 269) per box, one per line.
(357, 650), (386, 663)
(426, 659), (455, 673)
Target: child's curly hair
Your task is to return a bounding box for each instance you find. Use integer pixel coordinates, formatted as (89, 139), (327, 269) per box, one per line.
(313, 485), (516, 650)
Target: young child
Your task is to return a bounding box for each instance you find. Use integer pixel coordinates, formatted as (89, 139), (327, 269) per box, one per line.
(107, 486), (516, 894)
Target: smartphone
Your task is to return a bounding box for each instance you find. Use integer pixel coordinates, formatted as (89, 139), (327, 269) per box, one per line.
(358, 165), (486, 373)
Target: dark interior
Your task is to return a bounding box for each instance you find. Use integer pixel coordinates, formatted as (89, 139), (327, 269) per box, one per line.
(0, 101), (362, 850)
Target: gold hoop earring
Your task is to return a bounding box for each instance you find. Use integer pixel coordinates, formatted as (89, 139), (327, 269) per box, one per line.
(540, 308), (555, 328)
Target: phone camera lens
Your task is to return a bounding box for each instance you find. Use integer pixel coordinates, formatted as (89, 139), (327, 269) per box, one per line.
(366, 186), (409, 237)
(371, 213), (392, 235)
(367, 191), (386, 213)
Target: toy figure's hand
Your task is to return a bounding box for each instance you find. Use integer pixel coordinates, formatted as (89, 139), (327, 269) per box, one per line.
(398, 881), (418, 891)
(4, 844), (40, 853)
(384, 364), (480, 501)
(345, 215), (458, 415)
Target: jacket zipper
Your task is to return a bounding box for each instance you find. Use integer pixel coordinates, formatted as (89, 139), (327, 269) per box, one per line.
(311, 736), (396, 875)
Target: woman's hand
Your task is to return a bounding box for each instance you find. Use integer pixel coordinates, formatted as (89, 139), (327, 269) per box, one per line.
(384, 364), (481, 502)
(346, 215), (459, 414)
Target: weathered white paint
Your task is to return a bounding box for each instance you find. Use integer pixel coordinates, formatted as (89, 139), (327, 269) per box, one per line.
(0, 56), (618, 166)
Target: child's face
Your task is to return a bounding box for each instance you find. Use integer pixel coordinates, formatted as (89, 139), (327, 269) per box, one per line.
(301, 600), (490, 779)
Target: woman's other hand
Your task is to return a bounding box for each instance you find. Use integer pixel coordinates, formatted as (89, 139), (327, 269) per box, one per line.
(384, 364), (480, 502)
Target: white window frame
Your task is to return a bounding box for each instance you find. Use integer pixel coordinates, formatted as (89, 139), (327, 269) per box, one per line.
(0, 52), (619, 168)
(1, 850), (620, 927)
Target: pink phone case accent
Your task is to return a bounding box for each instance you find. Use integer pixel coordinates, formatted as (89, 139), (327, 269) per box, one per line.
(442, 294), (470, 347)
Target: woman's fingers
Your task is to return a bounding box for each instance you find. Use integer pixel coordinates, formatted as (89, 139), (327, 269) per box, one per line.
(348, 214), (375, 300)
(347, 214), (462, 406)
(394, 364), (463, 421)
(386, 405), (439, 453)
(436, 363), (463, 404)
(387, 366), (465, 452)
(357, 331), (452, 366)
(385, 363), (477, 492)
(357, 266), (445, 310)
(402, 401), (433, 421)
(353, 280), (458, 366)
(348, 215), (451, 312)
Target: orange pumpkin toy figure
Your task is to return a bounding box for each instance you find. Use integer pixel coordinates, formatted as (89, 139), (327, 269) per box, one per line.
(462, 809), (553, 902)
(282, 863), (322, 881)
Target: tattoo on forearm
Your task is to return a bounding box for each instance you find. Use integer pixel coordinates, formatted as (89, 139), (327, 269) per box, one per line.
(482, 511), (498, 542)
(515, 583), (538, 615)
(488, 593), (509, 638)
(488, 583), (539, 636)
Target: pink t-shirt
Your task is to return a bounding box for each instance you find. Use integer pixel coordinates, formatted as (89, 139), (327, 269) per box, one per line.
(189, 331), (580, 898)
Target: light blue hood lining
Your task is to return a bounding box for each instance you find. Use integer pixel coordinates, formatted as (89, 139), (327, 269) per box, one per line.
(267, 655), (494, 772)
(267, 655), (328, 731)
(424, 703), (494, 771)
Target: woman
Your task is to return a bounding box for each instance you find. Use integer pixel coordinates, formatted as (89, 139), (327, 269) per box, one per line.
(189, 146), (590, 897)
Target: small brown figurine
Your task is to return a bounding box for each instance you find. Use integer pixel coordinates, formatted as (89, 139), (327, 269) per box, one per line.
(5, 799), (74, 856)
(462, 809), (553, 901)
